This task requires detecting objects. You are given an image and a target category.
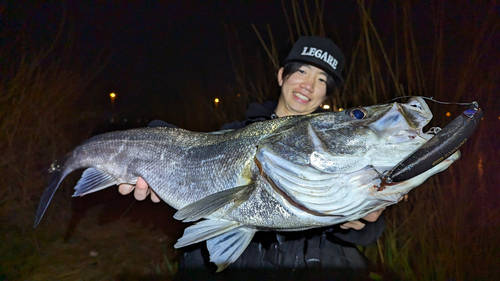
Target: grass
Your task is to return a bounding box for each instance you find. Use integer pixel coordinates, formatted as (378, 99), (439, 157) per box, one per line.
(1, 1), (499, 280)
(233, 1), (500, 279)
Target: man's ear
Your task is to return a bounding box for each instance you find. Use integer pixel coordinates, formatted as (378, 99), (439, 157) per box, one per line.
(277, 67), (284, 86)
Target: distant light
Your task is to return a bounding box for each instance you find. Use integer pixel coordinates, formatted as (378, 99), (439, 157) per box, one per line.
(446, 112), (451, 117)
(237, 93), (241, 98)
(323, 105), (330, 110)
(110, 93), (116, 98)
(214, 98), (220, 103)
(338, 108), (344, 112)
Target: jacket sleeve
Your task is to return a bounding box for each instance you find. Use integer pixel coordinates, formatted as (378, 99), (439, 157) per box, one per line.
(221, 117), (268, 130)
(329, 213), (385, 246)
(221, 120), (246, 130)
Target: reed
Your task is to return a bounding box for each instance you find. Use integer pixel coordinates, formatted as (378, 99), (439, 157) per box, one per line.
(235, 0), (499, 279)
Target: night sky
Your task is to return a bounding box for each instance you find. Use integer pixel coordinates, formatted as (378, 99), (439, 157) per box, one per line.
(4, 1), (499, 129)
(71, 1), (318, 121)
(8, 1), (368, 128)
(69, 1), (362, 125)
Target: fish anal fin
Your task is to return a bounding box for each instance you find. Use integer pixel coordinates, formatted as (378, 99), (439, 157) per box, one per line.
(207, 227), (256, 272)
(173, 183), (255, 222)
(72, 167), (117, 197)
(174, 219), (240, 248)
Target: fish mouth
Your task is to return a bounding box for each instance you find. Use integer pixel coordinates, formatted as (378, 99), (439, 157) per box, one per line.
(388, 128), (433, 144)
(372, 97), (434, 145)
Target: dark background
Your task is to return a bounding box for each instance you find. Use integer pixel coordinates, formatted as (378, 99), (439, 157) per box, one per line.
(4, 1), (498, 130)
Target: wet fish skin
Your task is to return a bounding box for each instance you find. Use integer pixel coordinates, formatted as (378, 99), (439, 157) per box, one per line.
(34, 97), (461, 271)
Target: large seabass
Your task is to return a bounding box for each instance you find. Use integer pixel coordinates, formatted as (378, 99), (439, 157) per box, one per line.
(35, 97), (462, 271)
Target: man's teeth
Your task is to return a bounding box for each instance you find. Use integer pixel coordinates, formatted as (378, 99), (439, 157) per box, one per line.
(294, 92), (310, 101)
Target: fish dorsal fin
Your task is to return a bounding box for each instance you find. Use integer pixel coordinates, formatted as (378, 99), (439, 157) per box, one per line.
(207, 129), (234, 135)
(207, 227), (256, 272)
(173, 184), (255, 222)
(147, 119), (178, 128)
(174, 219), (240, 248)
(72, 167), (117, 197)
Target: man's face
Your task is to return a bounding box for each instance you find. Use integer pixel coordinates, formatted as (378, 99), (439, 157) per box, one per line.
(276, 64), (328, 117)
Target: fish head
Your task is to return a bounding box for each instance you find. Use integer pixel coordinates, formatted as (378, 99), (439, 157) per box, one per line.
(259, 96), (435, 173)
(256, 97), (458, 220)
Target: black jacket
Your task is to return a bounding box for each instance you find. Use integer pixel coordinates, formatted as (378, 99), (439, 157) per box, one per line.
(179, 101), (385, 272)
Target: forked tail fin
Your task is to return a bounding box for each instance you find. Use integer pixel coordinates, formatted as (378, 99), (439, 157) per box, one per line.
(34, 159), (66, 227)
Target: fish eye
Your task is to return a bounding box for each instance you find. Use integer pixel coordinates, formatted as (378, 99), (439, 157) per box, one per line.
(407, 101), (423, 110)
(346, 107), (368, 119)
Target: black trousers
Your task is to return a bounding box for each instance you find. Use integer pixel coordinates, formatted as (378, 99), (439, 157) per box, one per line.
(179, 231), (369, 270)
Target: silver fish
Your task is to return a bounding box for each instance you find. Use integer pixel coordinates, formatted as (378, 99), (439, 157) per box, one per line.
(35, 97), (460, 271)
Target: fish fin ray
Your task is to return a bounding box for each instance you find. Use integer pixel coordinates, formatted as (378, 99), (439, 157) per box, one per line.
(72, 167), (117, 197)
(148, 120), (178, 128)
(174, 219), (240, 248)
(34, 168), (65, 227)
(173, 184), (255, 222)
(207, 227), (256, 272)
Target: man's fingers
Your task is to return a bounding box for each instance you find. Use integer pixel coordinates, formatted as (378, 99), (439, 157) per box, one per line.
(340, 220), (366, 230)
(118, 184), (135, 195)
(134, 177), (149, 201)
(119, 177), (161, 202)
(136, 177), (161, 203)
(150, 190), (161, 203)
(136, 177), (149, 191)
(362, 207), (386, 222)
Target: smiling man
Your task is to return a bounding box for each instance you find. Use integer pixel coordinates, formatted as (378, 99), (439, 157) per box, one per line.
(119, 37), (385, 273)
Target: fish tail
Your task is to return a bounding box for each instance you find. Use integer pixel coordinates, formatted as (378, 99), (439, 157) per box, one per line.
(34, 158), (66, 227)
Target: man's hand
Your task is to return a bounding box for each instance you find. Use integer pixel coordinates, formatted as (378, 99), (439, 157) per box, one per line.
(340, 208), (385, 230)
(118, 177), (161, 203)
(340, 195), (407, 230)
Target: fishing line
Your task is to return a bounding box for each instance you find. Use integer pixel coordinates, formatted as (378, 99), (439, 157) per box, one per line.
(385, 95), (477, 107)
(118, 200), (136, 221)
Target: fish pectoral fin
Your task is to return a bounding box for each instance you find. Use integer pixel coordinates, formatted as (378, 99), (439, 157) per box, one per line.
(72, 167), (117, 197)
(173, 183), (256, 222)
(174, 219), (240, 248)
(207, 227), (256, 272)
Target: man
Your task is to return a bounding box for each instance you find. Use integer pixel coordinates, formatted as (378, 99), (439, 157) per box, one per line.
(119, 37), (385, 271)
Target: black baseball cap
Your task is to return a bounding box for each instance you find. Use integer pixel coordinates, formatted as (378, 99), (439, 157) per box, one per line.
(285, 36), (345, 85)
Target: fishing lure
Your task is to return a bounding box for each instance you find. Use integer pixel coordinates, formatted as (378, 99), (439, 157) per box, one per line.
(384, 100), (483, 183)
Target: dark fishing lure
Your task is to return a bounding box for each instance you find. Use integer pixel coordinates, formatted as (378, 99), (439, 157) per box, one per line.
(384, 101), (483, 183)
